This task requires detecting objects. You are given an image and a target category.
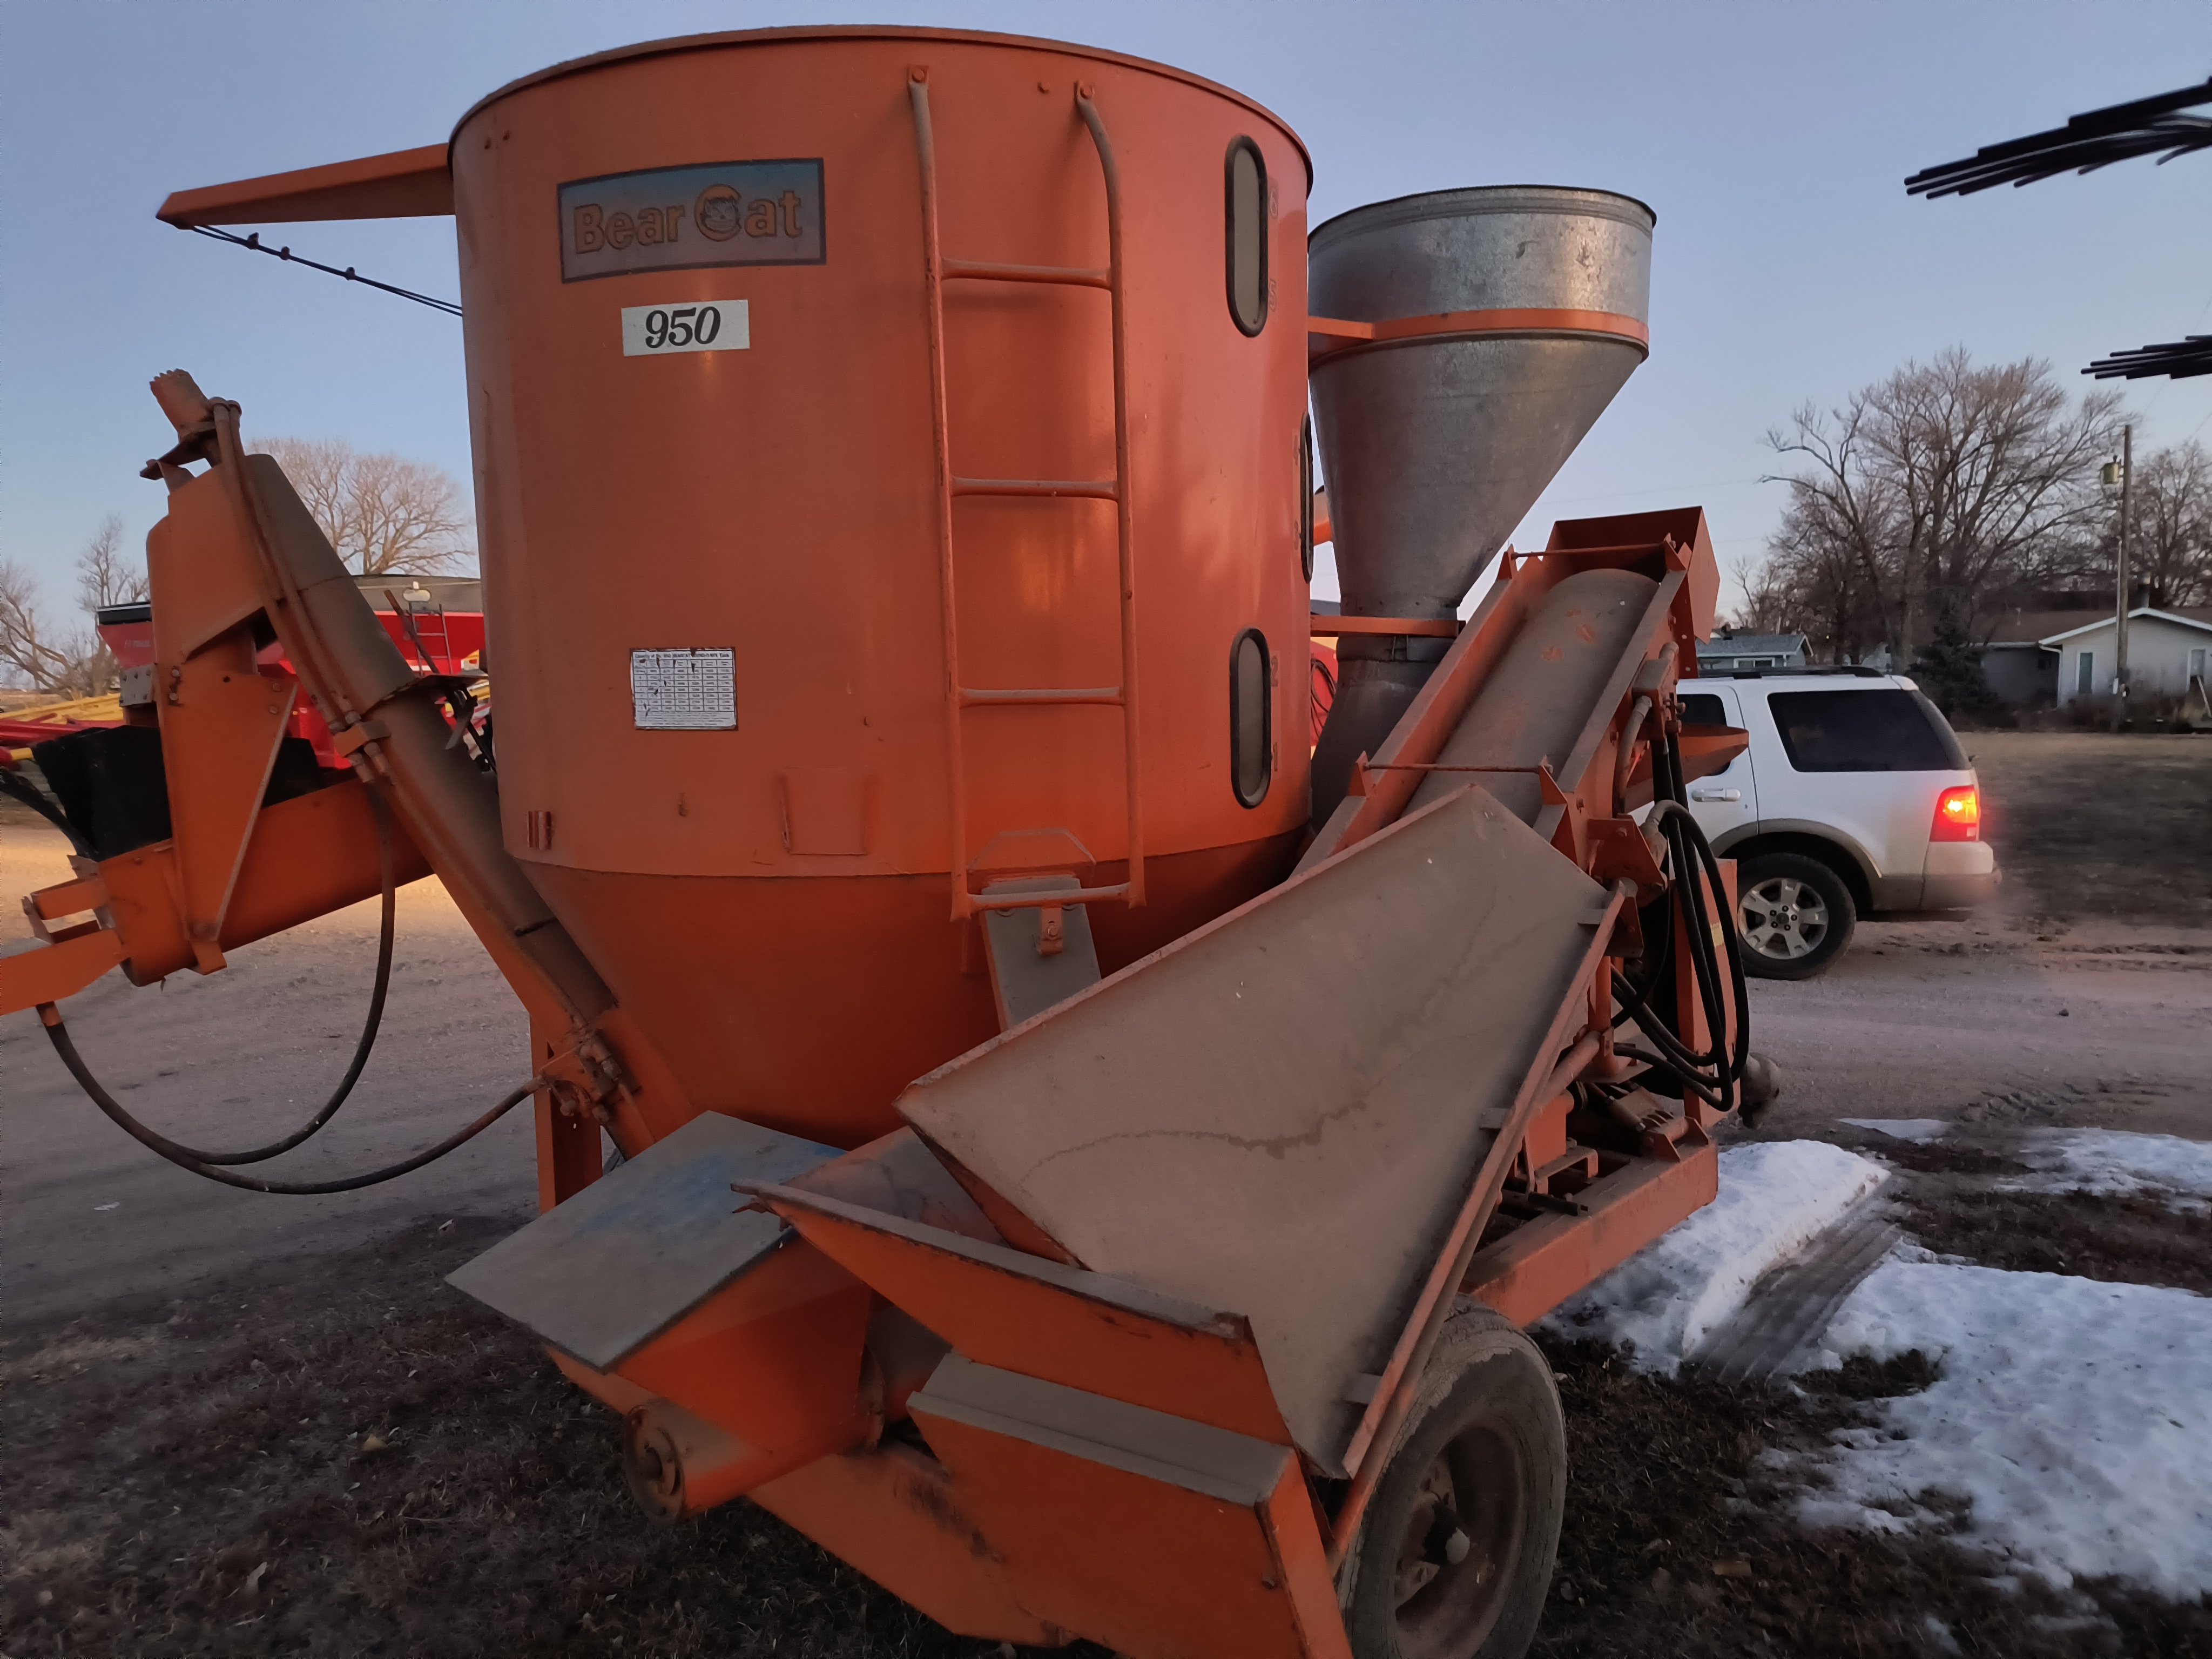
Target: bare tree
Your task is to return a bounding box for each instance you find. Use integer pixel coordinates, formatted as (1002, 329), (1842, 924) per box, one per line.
(0, 519), (152, 697)
(254, 437), (474, 575)
(0, 561), (87, 693)
(1758, 394), (1904, 662)
(1756, 349), (2123, 660)
(75, 515), (149, 612)
(69, 515), (150, 695)
(1726, 555), (1795, 636)
(2054, 439), (2212, 609)
(2130, 442), (2212, 608)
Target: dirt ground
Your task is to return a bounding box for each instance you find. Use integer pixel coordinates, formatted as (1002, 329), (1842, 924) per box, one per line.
(5, 733), (2211, 1656)
(7, 1158), (2206, 1659)
(1965, 732), (2212, 930)
(0, 797), (535, 1324)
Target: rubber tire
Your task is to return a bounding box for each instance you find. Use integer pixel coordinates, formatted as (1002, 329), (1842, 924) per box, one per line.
(1341, 1301), (1565, 1659)
(1736, 851), (1856, 981)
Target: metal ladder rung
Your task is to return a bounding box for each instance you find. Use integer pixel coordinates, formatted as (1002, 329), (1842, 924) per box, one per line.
(943, 259), (1112, 291)
(959, 686), (1123, 707)
(974, 882), (1130, 912)
(952, 477), (1117, 501)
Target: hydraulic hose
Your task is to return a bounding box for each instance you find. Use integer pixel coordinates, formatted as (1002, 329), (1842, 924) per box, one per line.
(179, 790), (397, 1164)
(43, 1014), (547, 1195)
(1, 769), (93, 858)
(1608, 724), (1751, 1115)
(33, 788), (547, 1193)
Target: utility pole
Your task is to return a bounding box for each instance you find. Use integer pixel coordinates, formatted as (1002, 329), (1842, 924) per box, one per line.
(2115, 423), (2133, 730)
(2114, 424), (2132, 690)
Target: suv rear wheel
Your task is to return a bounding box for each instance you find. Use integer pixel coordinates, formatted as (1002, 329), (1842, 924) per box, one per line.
(1737, 852), (1854, 980)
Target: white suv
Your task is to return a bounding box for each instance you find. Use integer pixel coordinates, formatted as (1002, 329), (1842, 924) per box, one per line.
(1677, 670), (1999, 979)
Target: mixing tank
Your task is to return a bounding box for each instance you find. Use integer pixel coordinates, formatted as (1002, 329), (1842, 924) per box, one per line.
(1306, 186), (1654, 827)
(447, 31), (1316, 1145)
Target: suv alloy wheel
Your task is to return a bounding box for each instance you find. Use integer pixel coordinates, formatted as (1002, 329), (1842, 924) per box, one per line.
(1736, 852), (1856, 980)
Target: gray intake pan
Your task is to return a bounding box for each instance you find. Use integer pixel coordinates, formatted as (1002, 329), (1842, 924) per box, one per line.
(1309, 186), (1654, 621)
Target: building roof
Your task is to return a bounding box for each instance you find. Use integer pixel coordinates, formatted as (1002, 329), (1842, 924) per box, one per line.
(2039, 605), (2212, 646)
(1698, 633), (1807, 656)
(1984, 608), (2108, 645)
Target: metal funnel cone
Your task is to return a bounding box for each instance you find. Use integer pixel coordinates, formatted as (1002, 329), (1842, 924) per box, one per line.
(1310, 186), (1654, 620)
(1306, 187), (1653, 830)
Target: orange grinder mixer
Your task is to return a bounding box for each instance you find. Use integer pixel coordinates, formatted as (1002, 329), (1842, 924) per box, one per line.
(4, 27), (1759, 1659)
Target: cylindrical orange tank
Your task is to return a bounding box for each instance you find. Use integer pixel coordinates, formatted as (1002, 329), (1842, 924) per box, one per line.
(449, 29), (1313, 1147)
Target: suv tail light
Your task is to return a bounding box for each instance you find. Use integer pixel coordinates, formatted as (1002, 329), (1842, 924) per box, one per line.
(1932, 785), (1980, 842)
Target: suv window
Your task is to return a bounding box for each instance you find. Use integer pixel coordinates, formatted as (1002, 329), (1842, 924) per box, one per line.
(1768, 689), (1967, 773)
(1680, 693), (1728, 726)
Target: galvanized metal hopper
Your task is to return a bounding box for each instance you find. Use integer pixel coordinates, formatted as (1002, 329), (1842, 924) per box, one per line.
(1309, 186), (1655, 826)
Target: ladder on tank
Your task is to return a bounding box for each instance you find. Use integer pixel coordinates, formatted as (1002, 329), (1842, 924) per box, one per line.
(908, 71), (1145, 922)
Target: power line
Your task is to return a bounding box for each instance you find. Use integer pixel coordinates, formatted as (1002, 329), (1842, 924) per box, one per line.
(180, 225), (461, 318)
(1905, 76), (2212, 197)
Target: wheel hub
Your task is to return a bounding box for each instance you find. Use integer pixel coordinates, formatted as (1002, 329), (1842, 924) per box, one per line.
(1743, 876), (1827, 960)
(1389, 1429), (1523, 1657)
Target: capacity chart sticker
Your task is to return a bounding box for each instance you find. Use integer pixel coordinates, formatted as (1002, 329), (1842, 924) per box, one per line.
(631, 649), (737, 730)
(561, 159), (825, 281)
(621, 300), (749, 357)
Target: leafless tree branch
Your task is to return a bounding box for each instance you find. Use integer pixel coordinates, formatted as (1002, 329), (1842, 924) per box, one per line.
(253, 437), (474, 576)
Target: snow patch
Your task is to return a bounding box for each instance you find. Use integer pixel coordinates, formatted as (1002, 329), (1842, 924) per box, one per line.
(2006, 1128), (2212, 1213)
(1793, 1260), (2212, 1596)
(1542, 1141), (1887, 1372)
(1839, 1117), (1950, 1143)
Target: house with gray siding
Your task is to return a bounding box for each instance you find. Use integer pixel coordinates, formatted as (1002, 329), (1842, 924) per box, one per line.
(2045, 606), (2212, 710)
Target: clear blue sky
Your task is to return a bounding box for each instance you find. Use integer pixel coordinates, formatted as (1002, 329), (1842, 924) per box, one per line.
(5, 1), (2211, 619)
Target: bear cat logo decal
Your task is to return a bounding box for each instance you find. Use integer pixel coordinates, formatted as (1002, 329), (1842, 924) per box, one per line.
(558, 160), (825, 281)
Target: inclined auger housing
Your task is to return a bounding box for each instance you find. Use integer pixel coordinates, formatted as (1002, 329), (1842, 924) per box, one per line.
(4, 28), (1761, 1659)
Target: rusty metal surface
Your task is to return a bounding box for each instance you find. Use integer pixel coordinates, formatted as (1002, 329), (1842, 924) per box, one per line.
(898, 783), (1610, 1472)
(447, 1111), (840, 1369)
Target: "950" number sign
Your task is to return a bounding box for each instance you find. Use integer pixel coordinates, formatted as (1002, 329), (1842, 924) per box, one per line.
(621, 300), (751, 357)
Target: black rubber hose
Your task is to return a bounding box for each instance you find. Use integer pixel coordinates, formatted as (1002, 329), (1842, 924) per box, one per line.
(1610, 873), (1677, 1029)
(1674, 817), (1736, 1114)
(1614, 971), (1722, 1079)
(44, 1015), (545, 1195)
(1658, 757), (1752, 1084)
(1, 768), (93, 858)
(1613, 727), (1751, 1115)
(1613, 1042), (1722, 1107)
(184, 791), (397, 1164)
(1644, 793), (1752, 1103)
